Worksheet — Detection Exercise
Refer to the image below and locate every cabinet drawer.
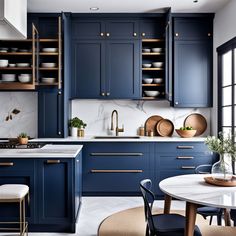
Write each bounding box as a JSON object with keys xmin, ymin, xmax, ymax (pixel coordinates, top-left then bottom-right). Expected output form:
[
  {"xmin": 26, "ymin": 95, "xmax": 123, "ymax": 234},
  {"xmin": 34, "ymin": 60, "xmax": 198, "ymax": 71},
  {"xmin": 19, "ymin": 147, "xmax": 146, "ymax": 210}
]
[
  {"xmin": 173, "ymin": 18, "xmax": 212, "ymax": 40},
  {"xmin": 158, "ymin": 154, "xmax": 213, "ymax": 170},
  {"xmin": 156, "ymin": 142, "xmax": 211, "ymax": 154},
  {"xmin": 0, "ymin": 159, "xmax": 34, "ymax": 172}
]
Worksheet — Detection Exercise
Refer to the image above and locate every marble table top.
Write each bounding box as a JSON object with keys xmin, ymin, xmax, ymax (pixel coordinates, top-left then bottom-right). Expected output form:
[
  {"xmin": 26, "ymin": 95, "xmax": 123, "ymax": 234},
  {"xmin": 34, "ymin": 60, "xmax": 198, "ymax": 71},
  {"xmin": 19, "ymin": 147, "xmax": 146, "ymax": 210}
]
[{"xmin": 159, "ymin": 174, "xmax": 236, "ymax": 209}]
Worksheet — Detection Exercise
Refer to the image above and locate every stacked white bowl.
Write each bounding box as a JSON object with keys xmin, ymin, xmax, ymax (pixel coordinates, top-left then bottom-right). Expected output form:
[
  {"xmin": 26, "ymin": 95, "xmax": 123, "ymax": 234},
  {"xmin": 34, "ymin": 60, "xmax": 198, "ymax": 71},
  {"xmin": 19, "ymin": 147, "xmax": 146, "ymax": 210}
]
[
  {"xmin": 1, "ymin": 74, "xmax": 16, "ymax": 82},
  {"xmin": 0, "ymin": 60, "xmax": 8, "ymax": 67},
  {"xmin": 18, "ymin": 74, "xmax": 32, "ymax": 83}
]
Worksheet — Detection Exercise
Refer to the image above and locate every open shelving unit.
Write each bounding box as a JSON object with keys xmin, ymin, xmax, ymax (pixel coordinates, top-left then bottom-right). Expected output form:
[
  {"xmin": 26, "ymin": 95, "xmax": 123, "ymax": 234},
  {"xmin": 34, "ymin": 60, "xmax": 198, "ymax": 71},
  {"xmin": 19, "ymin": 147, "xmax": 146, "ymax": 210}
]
[{"xmin": 141, "ymin": 38, "xmax": 165, "ymax": 100}]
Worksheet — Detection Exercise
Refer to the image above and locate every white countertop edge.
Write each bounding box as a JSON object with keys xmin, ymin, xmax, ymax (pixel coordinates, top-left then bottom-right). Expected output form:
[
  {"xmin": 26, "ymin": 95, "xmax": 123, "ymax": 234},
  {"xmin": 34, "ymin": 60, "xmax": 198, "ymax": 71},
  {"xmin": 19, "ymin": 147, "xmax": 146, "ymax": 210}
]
[
  {"xmin": 30, "ymin": 136, "xmax": 207, "ymax": 143},
  {"xmin": 0, "ymin": 145, "xmax": 83, "ymax": 158}
]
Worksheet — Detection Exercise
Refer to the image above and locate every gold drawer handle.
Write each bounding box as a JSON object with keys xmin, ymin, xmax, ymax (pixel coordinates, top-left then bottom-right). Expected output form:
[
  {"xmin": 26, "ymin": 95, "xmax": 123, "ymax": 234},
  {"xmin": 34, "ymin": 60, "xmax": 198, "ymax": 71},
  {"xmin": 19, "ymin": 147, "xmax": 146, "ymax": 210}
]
[
  {"xmin": 46, "ymin": 160, "xmax": 61, "ymax": 164},
  {"xmin": 90, "ymin": 153, "xmax": 143, "ymax": 156},
  {"xmin": 177, "ymin": 156, "xmax": 194, "ymax": 159},
  {"xmin": 91, "ymin": 169, "xmax": 143, "ymax": 173},
  {"xmin": 177, "ymin": 146, "xmax": 194, "ymax": 149},
  {"xmin": 0, "ymin": 162, "xmax": 14, "ymax": 166},
  {"xmin": 181, "ymin": 166, "xmax": 195, "ymax": 169}
]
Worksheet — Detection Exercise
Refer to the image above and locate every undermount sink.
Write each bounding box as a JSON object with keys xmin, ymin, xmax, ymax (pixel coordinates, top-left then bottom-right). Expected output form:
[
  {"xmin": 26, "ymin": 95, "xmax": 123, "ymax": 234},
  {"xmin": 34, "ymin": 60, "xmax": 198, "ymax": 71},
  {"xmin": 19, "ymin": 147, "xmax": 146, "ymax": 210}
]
[{"xmin": 93, "ymin": 136, "xmax": 141, "ymax": 139}]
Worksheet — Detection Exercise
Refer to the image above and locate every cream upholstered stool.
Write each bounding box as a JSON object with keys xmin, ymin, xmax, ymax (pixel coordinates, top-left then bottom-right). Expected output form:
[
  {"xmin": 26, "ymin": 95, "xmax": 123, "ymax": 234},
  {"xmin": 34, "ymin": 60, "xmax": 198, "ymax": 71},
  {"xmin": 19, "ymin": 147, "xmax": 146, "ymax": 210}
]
[{"xmin": 0, "ymin": 184, "xmax": 29, "ymax": 236}]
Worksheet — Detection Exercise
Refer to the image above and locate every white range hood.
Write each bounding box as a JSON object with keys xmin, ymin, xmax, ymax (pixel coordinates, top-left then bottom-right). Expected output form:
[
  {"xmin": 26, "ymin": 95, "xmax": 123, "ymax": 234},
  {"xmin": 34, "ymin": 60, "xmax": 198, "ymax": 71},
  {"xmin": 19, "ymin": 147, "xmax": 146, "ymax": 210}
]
[{"xmin": 0, "ymin": 0, "xmax": 27, "ymax": 40}]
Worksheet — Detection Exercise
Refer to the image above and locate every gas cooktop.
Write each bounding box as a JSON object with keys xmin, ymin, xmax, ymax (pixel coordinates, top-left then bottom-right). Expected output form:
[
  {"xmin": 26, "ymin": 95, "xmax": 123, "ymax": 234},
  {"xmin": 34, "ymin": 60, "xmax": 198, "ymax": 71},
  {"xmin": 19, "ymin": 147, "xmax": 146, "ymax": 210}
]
[{"xmin": 0, "ymin": 142, "xmax": 45, "ymax": 149}]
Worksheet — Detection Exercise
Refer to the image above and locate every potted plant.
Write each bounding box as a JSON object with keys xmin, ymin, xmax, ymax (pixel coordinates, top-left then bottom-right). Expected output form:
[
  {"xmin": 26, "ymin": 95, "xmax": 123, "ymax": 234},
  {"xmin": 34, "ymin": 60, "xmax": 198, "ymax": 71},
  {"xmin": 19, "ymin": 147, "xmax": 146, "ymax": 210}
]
[
  {"xmin": 18, "ymin": 132, "xmax": 28, "ymax": 145},
  {"xmin": 69, "ymin": 117, "xmax": 87, "ymax": 137},
  {"xmin": 205, "ymin": 132, "xmax": 235, "ymax": 181}
]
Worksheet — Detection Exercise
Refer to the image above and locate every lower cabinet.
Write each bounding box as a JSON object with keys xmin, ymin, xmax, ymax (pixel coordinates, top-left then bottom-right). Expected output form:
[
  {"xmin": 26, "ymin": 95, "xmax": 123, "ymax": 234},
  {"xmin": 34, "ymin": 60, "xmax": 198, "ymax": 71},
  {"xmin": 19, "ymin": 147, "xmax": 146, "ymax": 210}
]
[{"xmin": 0, "ymin": 153, "xmax": 82, "ymax": 233}]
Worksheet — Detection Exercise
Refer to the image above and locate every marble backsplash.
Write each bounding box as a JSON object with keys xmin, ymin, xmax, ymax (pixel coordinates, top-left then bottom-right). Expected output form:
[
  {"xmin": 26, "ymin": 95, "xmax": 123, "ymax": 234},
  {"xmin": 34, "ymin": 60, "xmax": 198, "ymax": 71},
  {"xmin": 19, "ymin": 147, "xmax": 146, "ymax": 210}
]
[
  {"xmin": 71, "ymin": 100, "xmax": 211, "ymax": 137},
  {"xmin": 0, "ymin": 92, "xmax": 37, "ymax": 138}
]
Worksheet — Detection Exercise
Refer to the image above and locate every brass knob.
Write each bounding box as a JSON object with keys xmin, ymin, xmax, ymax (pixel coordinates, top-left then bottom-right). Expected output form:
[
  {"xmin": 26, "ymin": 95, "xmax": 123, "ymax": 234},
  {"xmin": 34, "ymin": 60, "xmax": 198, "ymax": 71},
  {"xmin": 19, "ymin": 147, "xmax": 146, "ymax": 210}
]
[
  {"xmin": 106, "ymin": 92, "xmax": 110, "ymax": 96},
  {"xmin": 100, "ymin": 32, "xmax": 104, "ymax": 37},
  {"xmin": 58, "ymin": 91, "xmax": 62, "ymax": 95},
  {"xmin": 58, "ymin": 131, "xmax": 61, "ymax": 135},
  {"xmin": 208, "ymin": 33, "xmax": 211, "ymax": 37},
  {"xmin": 101, "ymin": 92, "xmax": 105, "ymax": 96},
  {"xmin": 106, "ymin": 33, "xmax": 110, "ymax": 37},
  {"xmin": 175, "ymin": 33, "xmax": 179, "ymax": 37},
  {"xmin": 175, "ymin": 101, "xmax": 179, "ymax": 105},
  {"xmin": 141, "ymin": 32, "xmax": 146, "ymax": 37},
  {"xmin": 133, "ymin": 32, "xmax": 137, "ymax": 37}
]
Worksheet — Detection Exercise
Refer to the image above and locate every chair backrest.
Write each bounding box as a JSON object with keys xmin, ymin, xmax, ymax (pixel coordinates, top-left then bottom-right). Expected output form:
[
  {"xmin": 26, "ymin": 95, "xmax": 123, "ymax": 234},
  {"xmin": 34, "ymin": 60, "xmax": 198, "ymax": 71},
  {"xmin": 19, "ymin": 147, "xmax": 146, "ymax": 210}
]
[
  {"xmin": 195, "ymin": 164, "xmax": 212, "ymax": 174},
  {"xmin": 140, "ymin": 179, "xmax": 156, "ymax": 232},
  {"xmin": 231, "ymin": 209, "xmax": 236, "ymax": 226}
]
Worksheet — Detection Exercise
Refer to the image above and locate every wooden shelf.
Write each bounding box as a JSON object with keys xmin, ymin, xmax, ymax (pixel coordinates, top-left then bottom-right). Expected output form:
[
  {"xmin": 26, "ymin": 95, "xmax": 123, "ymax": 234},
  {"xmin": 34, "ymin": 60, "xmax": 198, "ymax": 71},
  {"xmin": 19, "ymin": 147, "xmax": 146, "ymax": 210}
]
[
  {"xmin": 142, "ymin": 39, "xmax": 164, "ymax": 42},
  {"xmin": 0, "ymin": 67, "xmax": 32, "ymax": 70},
  {"xmin": 0, "ymin": 82, "xmax": 35, "ymax": 90},
  {"xmin": 142, "ymin": 84, "xmax": 164, "ymax": 87},
  {"xmin": 142, "ymin": 53, "xmax": 164, "ymax": 56},
  {"xmin": 39, "ymin": 39, "xmax": 58, "ymax": 42},
  {"xmin": 36, "ymin": 82, "xmax": 58, "ymax": 86},
  {"xmin": 0, "ymin": 52, "xmax": 32, "ymax": 56},
  {"xmin": 142, "ymin": 68, "xmax": 164, "ymax": 71},
  {"xmin": 39, "ymin": 67, "xmax": 58, "ymax": 70},
  {"xmin": 39, "ymin": 52, "xmax": 59, "ymax": 56}
]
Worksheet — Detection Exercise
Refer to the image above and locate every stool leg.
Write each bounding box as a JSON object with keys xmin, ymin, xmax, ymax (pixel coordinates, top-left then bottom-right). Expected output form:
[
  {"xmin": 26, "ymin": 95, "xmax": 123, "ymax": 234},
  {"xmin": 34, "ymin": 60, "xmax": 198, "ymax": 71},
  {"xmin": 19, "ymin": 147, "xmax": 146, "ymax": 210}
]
[
  {"xmin": 23, "ymin": 197, "xmax": 26, "ymax": 236},
  {"xmin": 20, "ymin": 199, "xmax": 22, "ymax": 236}
]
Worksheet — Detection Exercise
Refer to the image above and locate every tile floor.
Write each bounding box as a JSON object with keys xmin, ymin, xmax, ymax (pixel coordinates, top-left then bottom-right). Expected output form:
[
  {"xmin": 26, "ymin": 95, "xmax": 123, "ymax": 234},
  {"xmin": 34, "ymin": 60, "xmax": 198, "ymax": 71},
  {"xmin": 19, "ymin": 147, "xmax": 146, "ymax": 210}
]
[{"xmin": 20, "ymin": 197, "xmax": 185, "ymax": 236}]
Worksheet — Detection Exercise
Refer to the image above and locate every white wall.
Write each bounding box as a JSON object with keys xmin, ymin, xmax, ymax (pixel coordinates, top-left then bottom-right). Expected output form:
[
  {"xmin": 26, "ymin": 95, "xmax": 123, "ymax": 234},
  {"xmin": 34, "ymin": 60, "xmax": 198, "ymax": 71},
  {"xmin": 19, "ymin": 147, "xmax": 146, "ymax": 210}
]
[
  {"xmin": 72, "ymin": 100, "xmax": 210, "ymax": 137},
  {"xmin": 212, "ymin": 0, "xmax": 236, "ymax": 135}
]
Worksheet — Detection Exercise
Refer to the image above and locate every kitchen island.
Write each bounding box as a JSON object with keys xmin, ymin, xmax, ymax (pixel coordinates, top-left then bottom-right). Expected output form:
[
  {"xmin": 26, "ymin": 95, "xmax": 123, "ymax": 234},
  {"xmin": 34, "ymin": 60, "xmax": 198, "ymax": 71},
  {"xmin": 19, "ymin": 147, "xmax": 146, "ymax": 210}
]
[{"xmin": 0, "ymin": 144, "xmax": 83, "ymax": 233}]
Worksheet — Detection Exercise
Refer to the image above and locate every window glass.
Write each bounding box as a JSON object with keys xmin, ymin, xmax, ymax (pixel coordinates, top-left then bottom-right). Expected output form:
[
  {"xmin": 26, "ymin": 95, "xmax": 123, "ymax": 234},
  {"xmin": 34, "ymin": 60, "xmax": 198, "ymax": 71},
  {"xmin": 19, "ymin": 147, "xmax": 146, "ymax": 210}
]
[
  {"xmin": 222, "ymin": 51, "xmax": 232, "ymax": 87},
  {"xmin": 222, "ymin": 106, "xmax": 232, "ymax": 126},
  {"xmin": 222, "ymin": 86, "xmax": 232, "ymax": 106},
  {"xmin": 222, "ymin": 127, "xmax": 232, "ymax": 136}
]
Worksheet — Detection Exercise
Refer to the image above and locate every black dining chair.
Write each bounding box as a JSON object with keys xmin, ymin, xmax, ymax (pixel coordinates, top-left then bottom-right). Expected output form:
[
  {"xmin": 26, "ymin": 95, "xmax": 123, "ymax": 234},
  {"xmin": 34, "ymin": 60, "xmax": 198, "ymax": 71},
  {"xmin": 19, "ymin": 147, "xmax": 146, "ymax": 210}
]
[
  {"xmin": 230, "ymin": 209, "xmax": 236, "ymax": 226},
  {"xmin": 195, "ymin": 164, "xmax": 223, "ymax": 225},
  {"xmin": 140, "ymin": 179, "xmax": 202, "ymax": 236}
]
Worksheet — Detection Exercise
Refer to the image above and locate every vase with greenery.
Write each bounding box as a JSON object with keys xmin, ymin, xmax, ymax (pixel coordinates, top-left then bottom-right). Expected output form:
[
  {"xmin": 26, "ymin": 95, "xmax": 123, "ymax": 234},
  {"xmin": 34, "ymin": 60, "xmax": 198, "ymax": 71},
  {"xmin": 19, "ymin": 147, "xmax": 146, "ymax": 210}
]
[
  {"xmin": 205, "ymin": 132, "xmax": 235, "ymax": 181},
  {"xmin": 18, "ymin": 132, "xmax": 28, "ymax": 145},
  {"xmin": 69, "ymin": 117, "xmax": 87, "ymax": 137}
]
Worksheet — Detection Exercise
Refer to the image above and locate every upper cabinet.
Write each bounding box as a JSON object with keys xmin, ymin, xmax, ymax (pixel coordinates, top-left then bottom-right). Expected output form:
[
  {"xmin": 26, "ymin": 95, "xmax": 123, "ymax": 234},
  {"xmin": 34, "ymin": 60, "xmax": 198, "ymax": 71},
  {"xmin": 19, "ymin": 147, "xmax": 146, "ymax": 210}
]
[{"xmin": 166, "ymin": 13, "xmax": 214, "ymax": 108}]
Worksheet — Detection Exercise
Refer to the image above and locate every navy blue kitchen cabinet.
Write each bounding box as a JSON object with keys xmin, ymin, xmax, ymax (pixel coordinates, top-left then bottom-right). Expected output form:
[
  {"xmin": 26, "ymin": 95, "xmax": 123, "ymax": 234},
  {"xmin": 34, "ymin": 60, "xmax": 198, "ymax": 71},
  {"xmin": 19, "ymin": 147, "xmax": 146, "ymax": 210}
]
[
  {"xmin": 167, "ymin": 14, "xmax": 214, "ymax": 107},
  {"xmin": 75, "ymin": 151, "xmax": 82, "ymax": 220},
  {"xmin": 71, "ymin": 39, "xmax": 140, "ymax": 99},
  {"xmin": 82, "ymin": 142, "xmax": 154, "ymax": 195},
  {"xmin": 155, "ymin": 142, "xmax": 215, "ymax": 196}
]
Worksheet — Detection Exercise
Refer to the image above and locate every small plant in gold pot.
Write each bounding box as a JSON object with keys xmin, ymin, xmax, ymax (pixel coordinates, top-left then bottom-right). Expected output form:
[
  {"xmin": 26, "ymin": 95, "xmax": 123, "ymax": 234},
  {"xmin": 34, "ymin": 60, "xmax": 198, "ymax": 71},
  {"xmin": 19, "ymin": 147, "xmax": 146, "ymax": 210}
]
[{"xmin": 18, "ymin": 132, "xmax": 28, "ymax": 145}]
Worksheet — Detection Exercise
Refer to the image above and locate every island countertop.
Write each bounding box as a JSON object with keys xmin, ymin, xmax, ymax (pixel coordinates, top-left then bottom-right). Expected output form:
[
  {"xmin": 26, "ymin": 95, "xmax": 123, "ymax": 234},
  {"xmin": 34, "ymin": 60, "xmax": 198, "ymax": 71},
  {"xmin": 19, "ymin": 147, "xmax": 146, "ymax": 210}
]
[{"xmin": 0, "ymin": 144, "xmax": 83, "ymax": 158}]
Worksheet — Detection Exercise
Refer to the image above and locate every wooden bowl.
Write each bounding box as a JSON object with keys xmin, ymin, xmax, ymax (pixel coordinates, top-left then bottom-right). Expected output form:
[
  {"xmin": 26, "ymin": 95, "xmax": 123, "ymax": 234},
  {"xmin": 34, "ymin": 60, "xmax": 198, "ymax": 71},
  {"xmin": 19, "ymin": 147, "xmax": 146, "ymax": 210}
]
[{"xmin": 175, "ymin": 129, "xmax": 197, "ymax": 138}]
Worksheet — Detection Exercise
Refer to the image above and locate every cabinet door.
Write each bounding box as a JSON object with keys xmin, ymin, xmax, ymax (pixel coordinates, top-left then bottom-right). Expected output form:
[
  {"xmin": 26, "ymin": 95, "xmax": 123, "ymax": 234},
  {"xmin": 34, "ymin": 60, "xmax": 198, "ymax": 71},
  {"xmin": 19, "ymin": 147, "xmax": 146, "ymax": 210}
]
[
  {"xmin": 71, "ymin": 40, "xmax": 106, "ymax": 98},
  {"xmin": 106, "ymin": 20, "xmax": 138, "ymax": 39},
  {"xmin": 173, "ymin": 40, "xmax": 212, "ymax": 107},
  {"xmin": 75, "ymin": 152, "xmax": 82, "ymax": 220},
  {"xmin": 72, "ymin": 19, "xmax": 105, "ymax": 39},
  {"xmin": 37, "ymin": 159, "xmax": 73, "ymax": 224},
  {"xmin": 139, "ymin": 19, "xmax": 165, "ymax": 39},
  {"xmin": 38, "ymin": 89, "xmax": 63, "ymax": 137},
  {"xmin": 105, "ymin": 40, "xmax": 140, "ymax": 99},
  {"xmin": 174, "ymin": 18, "xmax": 213, "ymax": 40},
  {"xmin": 38, "ymin": 17, "xmax": 59, "ymax": 38}
]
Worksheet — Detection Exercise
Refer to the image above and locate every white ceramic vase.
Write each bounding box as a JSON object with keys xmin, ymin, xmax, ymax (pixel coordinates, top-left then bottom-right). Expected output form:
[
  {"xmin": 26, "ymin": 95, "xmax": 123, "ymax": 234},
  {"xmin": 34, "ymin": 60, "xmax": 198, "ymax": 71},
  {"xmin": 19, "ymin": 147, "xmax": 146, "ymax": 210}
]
[{"xmin": 71, "ymin": 127, "xmax": 78, "ymax": 137}]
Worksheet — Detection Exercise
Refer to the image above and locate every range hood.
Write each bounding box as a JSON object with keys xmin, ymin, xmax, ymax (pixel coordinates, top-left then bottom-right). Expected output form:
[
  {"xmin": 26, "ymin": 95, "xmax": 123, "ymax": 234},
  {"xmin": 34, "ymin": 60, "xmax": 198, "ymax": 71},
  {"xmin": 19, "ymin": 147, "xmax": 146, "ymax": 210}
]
[{"xmin": 0, "ymin": 0, "xmax": 27, "ymax": 40}]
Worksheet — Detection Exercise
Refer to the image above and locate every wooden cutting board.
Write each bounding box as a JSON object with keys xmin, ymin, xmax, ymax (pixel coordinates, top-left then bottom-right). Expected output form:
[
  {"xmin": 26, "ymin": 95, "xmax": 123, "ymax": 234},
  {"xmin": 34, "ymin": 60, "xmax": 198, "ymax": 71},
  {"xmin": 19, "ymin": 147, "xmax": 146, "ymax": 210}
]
[
  {"xmin": 145, "ymin": 115, "xmax": 163, "ymax": 136},
  {"xmin": 156, "ymin": 119, "xmax": 174, "ymax": 137}
]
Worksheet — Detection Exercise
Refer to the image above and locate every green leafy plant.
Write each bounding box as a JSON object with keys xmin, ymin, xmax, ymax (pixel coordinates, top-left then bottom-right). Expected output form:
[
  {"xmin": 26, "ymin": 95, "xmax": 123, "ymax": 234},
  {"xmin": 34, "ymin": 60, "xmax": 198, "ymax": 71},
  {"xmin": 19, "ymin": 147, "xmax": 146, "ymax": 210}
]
[
  {"xmin": 69, "ymin": 117, "xmax": 87, "ymax": 129},
  {"xmin": 18, "ymin": 132, "xmax": 28, "ymax": 138},
  {"xmin": 179, "ymin": 126, "xmax": 193, "ymax": 130}
]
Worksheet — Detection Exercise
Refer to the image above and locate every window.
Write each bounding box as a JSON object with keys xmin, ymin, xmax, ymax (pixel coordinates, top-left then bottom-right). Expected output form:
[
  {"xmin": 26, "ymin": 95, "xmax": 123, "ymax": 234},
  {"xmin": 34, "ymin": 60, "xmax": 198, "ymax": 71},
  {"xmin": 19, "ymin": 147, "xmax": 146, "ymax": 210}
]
[{"xmin": 218, "ymin": 37, "xmax": 236, "ymax": 137}]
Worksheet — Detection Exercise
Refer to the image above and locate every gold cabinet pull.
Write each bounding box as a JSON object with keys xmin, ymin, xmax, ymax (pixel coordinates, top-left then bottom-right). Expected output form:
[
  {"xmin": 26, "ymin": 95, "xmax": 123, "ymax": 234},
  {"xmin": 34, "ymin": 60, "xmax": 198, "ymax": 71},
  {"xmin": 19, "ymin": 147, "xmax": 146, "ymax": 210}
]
[
  {"xmin": 133, "ymin": 32, "xmax": 137, "ymax": 37},
  {"xmin": 101, "ymin": 92, "xmax": 105, "ymax": 96},
  {"xmin": 208, "ymin": 33, "xmax": 211, "ymax": 37},
  {"xmin": 175, "ymin": 32, "xmax": 179, "ymax": 37},
  {"xmin": 90, "ymin": 152, "xmax": 143, "ymax": 156},
  {"xmin": 0, "ymin": 162, "xmax": 14, "ymax": 166},
  {"xmin": 177, "ymin": 156, "xmax": 194, "ymax": 159},
  {"xmin": 46, "ymin": 160, "xmax": 61, "ymax": 164},
  {"xmin": 177, "ymin": 146, "xmax": 194, "ymax": 149},
  {"xmin": 91, "ymin": 169, "xmax": 143, "ymax": 173},
  {"xmin": 181, "ymin": 166, "xmax": 195, "ymax": 169},
  {"xmin": 100, "ymin": 32, "xmax": 104, "ymax": 37},
  {"xmin": 141, "ymin": 32, "xmax": 146, "ymax": 37},
  {"xmin": 106, "ymin": 33, "xmax": 110, "ymax": 37},
  {"xmin": 106, "ymin": 92, "xmax": 110, "ymax": 96}
]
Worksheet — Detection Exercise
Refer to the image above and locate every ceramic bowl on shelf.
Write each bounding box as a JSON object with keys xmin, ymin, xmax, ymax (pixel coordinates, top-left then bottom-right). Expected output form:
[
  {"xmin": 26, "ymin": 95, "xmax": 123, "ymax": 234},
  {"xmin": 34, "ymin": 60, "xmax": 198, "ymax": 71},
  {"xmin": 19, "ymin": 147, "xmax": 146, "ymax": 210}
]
[
  {"xmin": 151, "ymin": 48, "xmax": 162, "ymax": 53},
  {"xmin": 2, "ymin": 74, "xmax": 16, "ymax": 82},
  {"xmin": 19, "ymin": 49, "xmax": 29, "ymax": 52},
  {"xmin": 142, "ymin": 78, "xmax": 153, "ymax": 84},
  {"xmin": 153, "ymin": 78, "xmax": 163, "ymax": 84},
  {"xmin": 142, "ymin": 48, "xmax": 151, "ymax": 53},
  {"xmin": 144, "ymin": 91, "xmax": 160, "ymax": 97},
  {"xmin": 16, "ymin": 63, "xmax": 30, "ymax": 67},
  {"xmin": 41, "ymin": 63, "xmax": 57, "ymax": 68},
  {"xmin": 152, "ymin": 62, "xmax": 163, "ymax": 68},
  {"xmin": 41, "ymin": 77, "xmax": 56, "ymax": 83},
  {"xmin": 175, "ymin": 129, "xmax": 197, "ymax": 138},
  {"xmin": 18, "ymin": 75, "xmax": 31, "ymax": 83},
  {"xmin": 9, "ymin": 64, "xmax": 16, "ymax": 67},
  {"xmin": 42, "ymin": 48, "xmax": 58, "ymax": 53},
  {"xmin": 10, "ymin": 48, "xmax": 18, "ymax": 52},
  {"xmin": 0, "ymin": 48, "xmax": 8, "ymax": 53},
  {"xmin": 142, "ymin": 63, "xmax": 152, "ymax": 68},
  {"xmin": 0, "ymin": 59, "xmax": 8, "ymax": 67}
]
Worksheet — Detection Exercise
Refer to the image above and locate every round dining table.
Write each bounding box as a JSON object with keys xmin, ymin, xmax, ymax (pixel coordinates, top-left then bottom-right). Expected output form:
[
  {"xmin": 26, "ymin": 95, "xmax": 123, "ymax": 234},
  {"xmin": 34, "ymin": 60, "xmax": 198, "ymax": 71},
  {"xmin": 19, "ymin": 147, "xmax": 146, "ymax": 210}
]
[{"xmin": 159, "ymin": 174, "xmax": 236, "ymax": 236}]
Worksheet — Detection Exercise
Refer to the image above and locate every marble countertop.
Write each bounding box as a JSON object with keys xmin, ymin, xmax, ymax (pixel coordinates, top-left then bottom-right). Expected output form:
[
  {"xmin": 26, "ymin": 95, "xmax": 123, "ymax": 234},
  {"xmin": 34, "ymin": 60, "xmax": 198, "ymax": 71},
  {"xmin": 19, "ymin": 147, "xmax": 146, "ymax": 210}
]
[
  {"xmin": 30, "ymin": 136, "xmax": 207, "ymax": 143},
  {"xmin": 159, "ymin": 174, "xmax": 236, "ymax": 209},
  {"xmin": 0, "ymin": 144, "xmax": 83, "ymax": 158}
]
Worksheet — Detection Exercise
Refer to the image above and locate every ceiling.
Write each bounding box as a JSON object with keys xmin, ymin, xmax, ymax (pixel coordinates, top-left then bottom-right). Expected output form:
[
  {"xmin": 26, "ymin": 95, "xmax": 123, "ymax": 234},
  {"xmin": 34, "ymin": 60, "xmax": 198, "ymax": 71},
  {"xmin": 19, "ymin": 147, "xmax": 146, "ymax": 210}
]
[{"xmin": 27, "ymin": 0, "xmax": 230, "ymax": 13}]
